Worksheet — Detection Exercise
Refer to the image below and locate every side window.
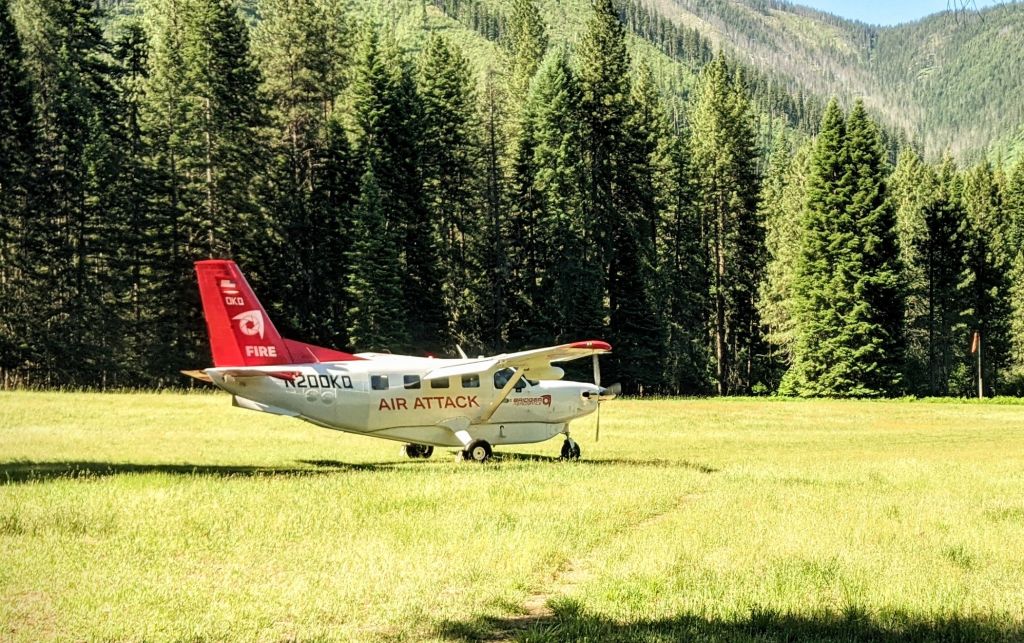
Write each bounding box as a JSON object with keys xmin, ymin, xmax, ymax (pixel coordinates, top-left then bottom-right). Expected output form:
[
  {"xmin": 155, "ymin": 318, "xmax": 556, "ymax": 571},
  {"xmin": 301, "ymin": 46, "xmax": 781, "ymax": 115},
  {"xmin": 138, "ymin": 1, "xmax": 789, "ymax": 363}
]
[
  {"xmin": 371, "ymin": 374, "xmax": 389, "ymax": 390},
  {"xmin": 462, "ymin": 374, "xmax": 480, "ymax": 388},
  {"xmin": 404, "ymin": 375, "xmax": 421, "ymax": 389},
  {"xmin": 341, "ymin": 375, "xmax": 353, "ymax": 389},
  {"xmin": 429, "ymin": 377, "xmax": 450, "ymax": 389}
]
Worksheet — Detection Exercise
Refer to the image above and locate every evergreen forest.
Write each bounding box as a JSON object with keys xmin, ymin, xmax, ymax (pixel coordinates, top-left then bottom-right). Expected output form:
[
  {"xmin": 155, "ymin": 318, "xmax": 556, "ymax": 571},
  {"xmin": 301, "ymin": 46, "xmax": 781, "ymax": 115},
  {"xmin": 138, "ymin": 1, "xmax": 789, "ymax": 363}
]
[{"xmin": 1, "ymin": 0, "xmax": 1023, "ymax": 397}]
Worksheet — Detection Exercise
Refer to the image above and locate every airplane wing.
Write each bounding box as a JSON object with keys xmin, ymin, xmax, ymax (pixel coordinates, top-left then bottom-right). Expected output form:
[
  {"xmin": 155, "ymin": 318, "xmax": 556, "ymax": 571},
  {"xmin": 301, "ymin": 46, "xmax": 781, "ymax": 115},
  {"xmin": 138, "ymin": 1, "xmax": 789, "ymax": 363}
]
[
  {"xmin": 421, "ymin": 340, "xmax": 611, "ymax": 381},
  {"xmin": 420, "ymin": 340, "xmax": 611, "ymax": 425}
]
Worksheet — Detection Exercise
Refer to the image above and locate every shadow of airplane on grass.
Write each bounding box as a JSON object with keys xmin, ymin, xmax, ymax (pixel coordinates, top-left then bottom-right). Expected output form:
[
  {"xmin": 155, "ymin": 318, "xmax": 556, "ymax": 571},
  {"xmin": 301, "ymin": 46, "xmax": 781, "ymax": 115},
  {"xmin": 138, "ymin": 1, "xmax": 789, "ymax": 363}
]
[
  {"xmin": 493, "ymin": 452, "xmax": 719, "ymax": 473},
  {"xmin": 1, "ymin": 453, "xmax": 719, "ymax": 485},
  {"xmin": 435, "ymin": 599, "xmax": 1024, "ymax": 642},
  {"xmin": 0, "ymin": 459, "xmax": 395, "ymax": 484}
]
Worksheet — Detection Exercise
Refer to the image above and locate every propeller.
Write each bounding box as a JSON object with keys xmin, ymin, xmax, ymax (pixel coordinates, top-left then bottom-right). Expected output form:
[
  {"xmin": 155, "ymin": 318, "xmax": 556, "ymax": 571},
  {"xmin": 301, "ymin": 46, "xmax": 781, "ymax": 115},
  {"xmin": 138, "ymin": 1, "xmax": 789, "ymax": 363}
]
[
  {"xmin": 593, "ymin": 354, "xmax": 601, "ymax": 442},
  {"xmin": 590, "ymin": 355, "xmax": 620, "ymax": 442}
]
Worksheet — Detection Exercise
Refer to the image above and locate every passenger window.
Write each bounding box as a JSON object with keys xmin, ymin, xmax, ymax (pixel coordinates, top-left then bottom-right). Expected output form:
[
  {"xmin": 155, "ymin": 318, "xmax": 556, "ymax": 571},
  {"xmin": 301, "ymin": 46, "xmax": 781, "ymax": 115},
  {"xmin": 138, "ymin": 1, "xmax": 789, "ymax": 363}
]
[
  {"xmin": 341, "ymin": 375, "xmax": 353, "ymax": 389},
  {"xmin": 371, "ymin": 375, "xmax": 388, "ymax": 390},
  {"xmin": 429, "ymin": 377, "xmax": 450, "ymax": 389},
  {"xmin": 404, "ymin": 375, "xmax": 421, "ymax": 389},
  {"xmin": 462, "ymin": 374, "xmax": 480, "ymax": 388}
]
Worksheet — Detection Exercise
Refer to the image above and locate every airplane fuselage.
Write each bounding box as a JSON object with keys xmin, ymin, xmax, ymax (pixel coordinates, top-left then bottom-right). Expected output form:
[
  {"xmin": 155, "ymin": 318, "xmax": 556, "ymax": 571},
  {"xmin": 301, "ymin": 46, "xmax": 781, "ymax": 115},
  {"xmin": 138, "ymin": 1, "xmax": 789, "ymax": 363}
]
[{"xmin": 207, "ymin": 354, "xmax": 601, "ymax": 448}]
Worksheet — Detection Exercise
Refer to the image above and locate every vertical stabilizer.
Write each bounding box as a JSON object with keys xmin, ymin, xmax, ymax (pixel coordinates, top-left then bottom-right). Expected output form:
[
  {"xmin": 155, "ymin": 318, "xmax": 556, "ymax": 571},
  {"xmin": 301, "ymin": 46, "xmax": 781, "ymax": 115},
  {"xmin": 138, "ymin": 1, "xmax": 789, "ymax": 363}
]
[{"xmin": 194, "ymin": 260, "xmax": 292, "ymax": 366}]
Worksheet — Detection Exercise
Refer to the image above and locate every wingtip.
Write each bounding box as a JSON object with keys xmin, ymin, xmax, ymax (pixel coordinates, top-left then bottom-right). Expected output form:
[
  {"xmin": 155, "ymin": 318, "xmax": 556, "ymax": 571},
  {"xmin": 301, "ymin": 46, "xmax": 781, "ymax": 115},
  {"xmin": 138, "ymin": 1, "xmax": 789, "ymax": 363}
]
[{"xmin": 568, "ymin": 340, "xmax": 612, "ymax": 352}]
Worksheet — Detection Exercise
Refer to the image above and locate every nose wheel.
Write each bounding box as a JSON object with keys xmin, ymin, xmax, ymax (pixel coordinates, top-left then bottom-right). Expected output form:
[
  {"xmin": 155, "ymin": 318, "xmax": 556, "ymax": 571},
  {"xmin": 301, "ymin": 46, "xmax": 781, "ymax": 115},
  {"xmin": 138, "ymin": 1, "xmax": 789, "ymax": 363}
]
[
  {"xmin": 461, "ymin": 439, "xmax": 493, "ymax": 463},
  {"xmin": 560, "ymin": 437, "xmax": 581, "ymax": 460}
]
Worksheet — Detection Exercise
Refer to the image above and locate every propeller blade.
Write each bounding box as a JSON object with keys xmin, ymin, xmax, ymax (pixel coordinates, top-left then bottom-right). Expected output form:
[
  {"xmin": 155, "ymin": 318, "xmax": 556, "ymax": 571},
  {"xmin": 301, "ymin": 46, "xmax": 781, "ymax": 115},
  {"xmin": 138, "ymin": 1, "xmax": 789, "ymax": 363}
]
[{"xmin": 592, "ymin": 353, "xmax": 601, "ymax": 388}]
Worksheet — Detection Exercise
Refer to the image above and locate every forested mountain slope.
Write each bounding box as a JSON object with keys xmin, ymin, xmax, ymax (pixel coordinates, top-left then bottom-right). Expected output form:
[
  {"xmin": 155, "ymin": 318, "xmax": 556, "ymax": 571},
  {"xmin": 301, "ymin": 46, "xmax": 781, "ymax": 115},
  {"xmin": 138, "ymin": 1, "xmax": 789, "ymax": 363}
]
[
  {"xmin": 372, "ymin": 0, "xmax": 1022, "ymax": 161},
  {"xmin": 100, "ymin": 0, "xmax": 1023, "ymax": 160},
  {"xmin": 646, "ymin": 0, "xmax": 1024, "ymax": 161}
]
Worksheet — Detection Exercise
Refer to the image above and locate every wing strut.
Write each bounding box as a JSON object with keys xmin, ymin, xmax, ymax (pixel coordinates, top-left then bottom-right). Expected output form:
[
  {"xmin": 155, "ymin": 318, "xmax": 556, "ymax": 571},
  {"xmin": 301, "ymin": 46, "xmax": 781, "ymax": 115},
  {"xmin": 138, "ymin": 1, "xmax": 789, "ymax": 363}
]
[{"xmin": 474, "ymin": 369, "xmax": 525, "ymax": 424}]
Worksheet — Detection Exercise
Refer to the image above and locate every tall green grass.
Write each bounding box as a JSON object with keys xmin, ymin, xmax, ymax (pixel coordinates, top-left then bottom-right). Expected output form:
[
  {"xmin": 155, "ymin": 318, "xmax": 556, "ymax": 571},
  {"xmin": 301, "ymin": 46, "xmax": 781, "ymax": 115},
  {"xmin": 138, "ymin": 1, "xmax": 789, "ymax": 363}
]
[{"xmin": 2, "ymin": 391, "xmax": 1023, "ymax": 641}]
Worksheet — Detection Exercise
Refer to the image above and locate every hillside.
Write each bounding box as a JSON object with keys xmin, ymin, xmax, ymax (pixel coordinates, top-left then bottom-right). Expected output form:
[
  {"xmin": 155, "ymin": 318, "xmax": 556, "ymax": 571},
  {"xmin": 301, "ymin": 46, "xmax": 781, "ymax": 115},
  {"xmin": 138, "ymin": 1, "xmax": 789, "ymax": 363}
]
[
  {"xmin": 98, "ymin": 0, "xmax": 1023, "ymax": 161},
  {"xmin": 98, "ymin": 0, "xmax": 1022, "ymax": 161},
  {"xmin": 645, "ymin": 0, "xmax": 1024, "ymax": 161},
  {"xmin": 420, "ymin": 0, "xmax": 1022, "ymax": 161}
]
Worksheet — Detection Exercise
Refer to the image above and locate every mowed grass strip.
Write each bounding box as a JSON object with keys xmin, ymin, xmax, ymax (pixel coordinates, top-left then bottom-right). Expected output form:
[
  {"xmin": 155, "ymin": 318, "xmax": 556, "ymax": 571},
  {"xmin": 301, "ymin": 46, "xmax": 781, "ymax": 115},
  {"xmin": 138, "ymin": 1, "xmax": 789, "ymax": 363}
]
[{"xmin": 1, "ymin": 391, "xmax": 1022, "ymax": 641}]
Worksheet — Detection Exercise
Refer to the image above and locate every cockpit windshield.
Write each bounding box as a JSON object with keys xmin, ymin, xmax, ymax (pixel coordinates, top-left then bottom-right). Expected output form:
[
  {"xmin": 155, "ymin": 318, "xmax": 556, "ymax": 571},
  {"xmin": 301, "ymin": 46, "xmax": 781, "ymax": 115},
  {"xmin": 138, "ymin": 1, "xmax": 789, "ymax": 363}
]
[{"xmin": 493, "ymin": 368, "xmax": 536, "ymax": 390}]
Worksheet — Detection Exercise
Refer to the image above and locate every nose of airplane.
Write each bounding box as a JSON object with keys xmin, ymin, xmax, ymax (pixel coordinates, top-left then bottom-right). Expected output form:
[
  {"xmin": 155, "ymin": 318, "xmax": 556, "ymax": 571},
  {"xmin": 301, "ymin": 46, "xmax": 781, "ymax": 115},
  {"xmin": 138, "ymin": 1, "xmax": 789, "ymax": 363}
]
[{"xmin": 582, "ymin": 383, "xmax": 620, "ymax": 401}]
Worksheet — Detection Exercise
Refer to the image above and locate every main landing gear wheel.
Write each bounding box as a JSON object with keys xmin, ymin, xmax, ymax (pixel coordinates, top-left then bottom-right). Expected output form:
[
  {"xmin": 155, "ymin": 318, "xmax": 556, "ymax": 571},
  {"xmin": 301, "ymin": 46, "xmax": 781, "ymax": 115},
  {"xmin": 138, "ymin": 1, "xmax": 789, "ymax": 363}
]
[
  {"xmin": 403, "ymin": 443, "xmax": 434, "ymax": 459},
  {"xmin": 560, "ymin": 438, "xmax": 581, "ymax": 461},
  {"xmin": 464, "ymin": 439, "xmax": 493, "ymax": 463}
]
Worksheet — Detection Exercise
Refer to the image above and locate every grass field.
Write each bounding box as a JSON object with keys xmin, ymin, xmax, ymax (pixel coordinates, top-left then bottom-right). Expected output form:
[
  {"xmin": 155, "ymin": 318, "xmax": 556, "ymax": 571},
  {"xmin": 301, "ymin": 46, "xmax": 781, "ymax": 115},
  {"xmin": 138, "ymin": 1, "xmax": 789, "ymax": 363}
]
[{"xmin": 2, "ymin": 391, "xmax": 1024, "ymax": 641}]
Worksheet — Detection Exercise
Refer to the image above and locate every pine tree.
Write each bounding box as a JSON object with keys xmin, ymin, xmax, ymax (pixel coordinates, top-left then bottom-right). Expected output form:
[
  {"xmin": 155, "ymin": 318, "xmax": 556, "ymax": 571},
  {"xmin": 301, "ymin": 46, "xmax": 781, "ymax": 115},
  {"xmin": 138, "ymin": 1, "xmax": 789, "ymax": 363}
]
[
  {"xmin": 785, "ymin": 99, "xmax": 849, "ymax": 396},
  {"xmin": 108, "ymin": 19, "xmax": 164, "ymax": 384},
  {"xmin": 0, "ymin": 0, "xmax": 36, "ymax": 385},
  {"xmin": 506, "ymin": 47, "xmax": 594, "ymax": 349},
  {"xmin": 577, "ymin": 0, "xmax": 668, "ymax": 392},
  {"xmin": 787, "ymin": 99, "xmax": 902, "ymax": 397},
  {"xmin": 843, "ymin": 100, "xmax": 903, "ymax": 395},
  {"xmin": 504, "ymin": 0, "xmax": 547, "ymax": 106},
  {"xmin": 900, "ymin": 156, "xmax": 971, "ymax": 395},
  {"xmin": 349, "ymin": 27, "xmax": 443, "ymax": 352},
  {"xmin": 1005, "ymin": 162, "xmax": 1024, "ymax": 260},
  {"xmin": 140, "ymin": 0, "xmax": 267, "ymax": 380},
  {"xmin": 655, "ymin": 124, "xmax": 710, "ymax": 394},
  {"xmin": 758, "ymin": 138, "xmax": 811, "ymax": 389},
  {"xmin": 15, "ymin": 0, "xmax": 127, "ymax": 385},
  {"xmin": 476, "ymin": 66, "xmax": 509, "ymax": 352},
  {"xmin": 962, "ymin": 160, "xmax": 1012, "ymax": 395},
  {"xmin": 418, "ymin": 35, "xmax": 482, "ymax": 347},
  {"xmin": 189, "ymin": 0, "xmax": 265, "ymax": 261},
  {"xmin": 346, "ymin": 168, "xmax": 408, "ymax": 351},
  {"xmin": 253, "ymin": 0, "xmax": 355, "ymax": 348},
  {"xmin": 576, "ymin": 0, "xmax": 630, "ymax": 263},
  {"xmin": 1007, "ymin": 162, "xmax": 1024, "ymax": 391},
  {"xmin": 690, "ymin": 54, "xmax": 763, "ymax": 394},
  {"xmin": 1007, "ymin": 250, "xmax": 1024, "ymax": 393},
  {"xmin": 889, "ymin": 147, "xmax": 931, "ymax": 393},
  {"xmin": 614, "ymin": 63, "xmax": 668, "ymax": 392}
]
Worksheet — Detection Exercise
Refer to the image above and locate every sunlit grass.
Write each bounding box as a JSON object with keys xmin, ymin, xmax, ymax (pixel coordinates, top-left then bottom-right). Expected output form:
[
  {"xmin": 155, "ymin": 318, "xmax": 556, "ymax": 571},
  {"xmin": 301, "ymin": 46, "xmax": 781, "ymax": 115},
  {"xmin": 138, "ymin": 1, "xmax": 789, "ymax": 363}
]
[{"xmin": 2, "ymin": 391, "xmax": 1023, "ymax": 641}]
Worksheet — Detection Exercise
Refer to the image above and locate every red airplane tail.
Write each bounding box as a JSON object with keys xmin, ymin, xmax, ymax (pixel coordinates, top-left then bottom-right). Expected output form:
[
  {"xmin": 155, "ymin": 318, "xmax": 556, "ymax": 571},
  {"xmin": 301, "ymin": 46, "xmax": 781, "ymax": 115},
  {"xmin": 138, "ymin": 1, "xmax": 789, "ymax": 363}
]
[{"xmin": 194, "ymin": 260, "xmax": 361, "ymax": 367}]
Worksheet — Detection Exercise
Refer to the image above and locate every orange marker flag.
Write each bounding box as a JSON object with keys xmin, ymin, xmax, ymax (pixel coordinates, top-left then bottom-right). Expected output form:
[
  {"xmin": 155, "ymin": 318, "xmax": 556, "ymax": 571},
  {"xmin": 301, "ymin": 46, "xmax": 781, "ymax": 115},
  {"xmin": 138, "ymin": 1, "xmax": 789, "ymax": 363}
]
[{"xmin": 971, "ymin": 331, "xmax": 980, "ymax": 354}]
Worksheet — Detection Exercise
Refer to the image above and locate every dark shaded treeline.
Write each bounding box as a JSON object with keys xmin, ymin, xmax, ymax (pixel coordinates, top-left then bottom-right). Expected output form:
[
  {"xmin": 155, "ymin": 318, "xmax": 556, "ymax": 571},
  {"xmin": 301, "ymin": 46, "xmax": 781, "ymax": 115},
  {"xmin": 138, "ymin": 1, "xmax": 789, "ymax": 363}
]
[{"xmin": 0, "ymin": 0, "xmax": 1022, "ymax": 396}]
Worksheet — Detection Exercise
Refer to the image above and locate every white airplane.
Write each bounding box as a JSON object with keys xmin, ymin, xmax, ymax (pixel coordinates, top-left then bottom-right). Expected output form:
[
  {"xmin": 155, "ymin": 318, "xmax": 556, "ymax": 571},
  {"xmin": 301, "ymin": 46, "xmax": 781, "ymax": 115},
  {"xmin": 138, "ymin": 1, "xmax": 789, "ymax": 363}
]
[{"xmin": 184, "ymin": 260, "xmax": 618, "ymax": 462}]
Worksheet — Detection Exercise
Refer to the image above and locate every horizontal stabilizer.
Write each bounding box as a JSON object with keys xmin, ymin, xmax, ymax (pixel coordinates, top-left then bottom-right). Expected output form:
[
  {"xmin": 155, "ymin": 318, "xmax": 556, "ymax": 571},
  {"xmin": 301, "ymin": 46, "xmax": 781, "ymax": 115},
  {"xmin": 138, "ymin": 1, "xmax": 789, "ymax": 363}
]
[
  {"xmin": 220, "ymin": 369, "xmax": 299, "ymax": 381},
  {"xmin": 232, "ymin": 395, "xmax": 300, "ymax": 417}
]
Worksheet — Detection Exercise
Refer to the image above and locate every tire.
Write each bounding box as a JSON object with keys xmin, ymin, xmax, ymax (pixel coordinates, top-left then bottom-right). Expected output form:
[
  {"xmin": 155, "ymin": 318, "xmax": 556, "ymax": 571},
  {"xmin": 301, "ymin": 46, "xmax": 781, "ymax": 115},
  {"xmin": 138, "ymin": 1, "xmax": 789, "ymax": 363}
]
[
  {"xmin": 560, "ymin": 439, "xmax": 573, "ymax": 460},
  {"xmin": 466, "ymin": 439, "xmax": 492, "ymax": 462},
  {"xmin": 571, "ymin": 442, "xmax": 581, "ymax": 460},
  {"xmin": 403, "ymin": 444, "xmax": 434, "ymax": 459}
]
